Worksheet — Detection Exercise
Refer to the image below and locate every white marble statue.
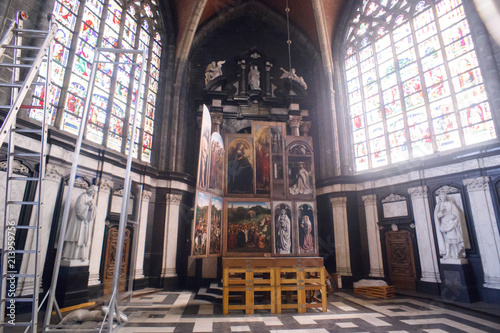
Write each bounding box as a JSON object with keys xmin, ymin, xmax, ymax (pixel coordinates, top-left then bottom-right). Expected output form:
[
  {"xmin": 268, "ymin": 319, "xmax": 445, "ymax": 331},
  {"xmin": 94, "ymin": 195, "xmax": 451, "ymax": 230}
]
[
  {"xmin": 277, "ymin": 209, "xmax": 291, "ymax": 254},
  {"xmin": 434, "ymin": 192, "xmax": 466, "ymax": 259},
  {"xmin": 248, "ymin": 65, "xmax": 261, "ymax": 90},
  {"xmin": 280, "ymin": 67, "xmax": 308, "ymax": 90},
  {"xmin": 204, "ymin": 60, "xmax": 225, "ymax": 86},
  {"xmin": 62, "ymin": 186, "xmax": 97, "ymax": 261}
]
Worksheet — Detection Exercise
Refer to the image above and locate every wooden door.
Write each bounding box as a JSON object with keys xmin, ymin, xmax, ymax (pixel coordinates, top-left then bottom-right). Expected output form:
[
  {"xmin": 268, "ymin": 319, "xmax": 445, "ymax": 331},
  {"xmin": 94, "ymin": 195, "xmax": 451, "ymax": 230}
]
[
  {"xmin": 103, "ymin": 226, "xmax": 131, "ymax": 295},
  {"xmin": 385, "ymin": 230, "xmax": 416, "ymax": 290}
]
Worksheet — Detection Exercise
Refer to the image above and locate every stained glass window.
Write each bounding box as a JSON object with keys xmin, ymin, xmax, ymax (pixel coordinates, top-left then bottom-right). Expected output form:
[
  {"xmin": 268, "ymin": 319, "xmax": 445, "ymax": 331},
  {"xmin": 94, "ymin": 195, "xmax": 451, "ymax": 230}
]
[
  {"xmin": 344, "ymin": 0, "xmax": 497, "ymax": 172},
  {"xmin": 31, "ymin": 0, "xmax": 162, "ymax": 164}
]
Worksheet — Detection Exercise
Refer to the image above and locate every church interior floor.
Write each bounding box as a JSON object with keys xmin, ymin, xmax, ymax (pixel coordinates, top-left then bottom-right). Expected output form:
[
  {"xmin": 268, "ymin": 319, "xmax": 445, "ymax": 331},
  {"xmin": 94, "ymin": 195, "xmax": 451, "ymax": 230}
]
[{"xmin": 109, "ymin": 289, "xmax": 500, "ymax": 333}]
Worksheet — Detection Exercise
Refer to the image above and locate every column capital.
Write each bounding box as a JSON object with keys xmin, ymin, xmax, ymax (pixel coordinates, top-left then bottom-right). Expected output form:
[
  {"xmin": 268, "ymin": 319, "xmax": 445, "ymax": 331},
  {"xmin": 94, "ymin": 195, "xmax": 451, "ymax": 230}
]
[
  {"xmin": 300, "ymin": 120, "xmax": 312, "ymax": 136},
  {"xmin": 166, "ymin": 193, "xmax": 182, "ymax": 205},
  {"xmin": 288, "ymin": 115, "xmax": 302, "ymax": 128},
  {"xmin": 210, "ymin": 112, "xmax": 223, "ymax": 125},
  {"xmin": 408, "ymin": 186, "xmax": 428, "ymax": 199},
  {"xmin": 142, "ymin": 190, "xmax": 153, "ymax": 201},
  {"xmin": 330, "ymin": 197, "xmax": 347, "ymax": 207},
  {"xmin": 463, "ymin": 176, "xmax": 490, "ymax": 192},
  {"xmin": 98, "ymin": 178, "xmax": 114, "ymax": 194},
  {"xmin": 362, "ymin": 194, "xmax": 377, "ymax": 205},
  {"xmin": 45, "ymin": 164, "xmax": 65, "ymax": 181}
]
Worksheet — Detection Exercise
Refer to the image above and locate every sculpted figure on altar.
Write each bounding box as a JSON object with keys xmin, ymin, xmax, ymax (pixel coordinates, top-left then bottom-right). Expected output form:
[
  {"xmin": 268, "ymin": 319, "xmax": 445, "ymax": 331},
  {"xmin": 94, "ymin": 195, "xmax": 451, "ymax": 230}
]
[{"xmin": 434, "ymin": 192, "xmax": 466, "ymax": 259}]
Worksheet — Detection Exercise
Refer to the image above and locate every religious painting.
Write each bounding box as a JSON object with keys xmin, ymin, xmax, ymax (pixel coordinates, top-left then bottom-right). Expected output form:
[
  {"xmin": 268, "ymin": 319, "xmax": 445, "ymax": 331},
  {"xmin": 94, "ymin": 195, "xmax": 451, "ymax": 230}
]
[
  {"xmin": 297, "ymin": 202, "xmax": 316, "ymax": 255},
  {"xmin": 208, "ymin": 132, "xmax": 224, "ymax": 194},
  {"xmin": 226, "ymin": 136, "xmax": 254, "ymax": 195},
  {"xmin": 255, "ymin": 126, "xmax": 271, "ymax": 195},
  {"xmin": 271, "ymin": 126, "xmax": 284, "ymax": 154},
  {"xmin": 273, "ymin": 202, "xmax": 293, "ymax": 255},
  {"xmin": 197, "ymin": 106, "xmax": 212, "ymax": 189},
  {"xmin": 192, "ymin": 191, "xmax": 210, "ymax": 257},
  {"xmin": 270, "ymin": 124, "xmax": 286, "ymax": 198},
  {"xmin": 287, "ymin": 140, "xmax": 314, "ymax": 198},
  {"xmin": 225, "ymin": 201, "xmax": 271, "ymax": 255},
  {"xmin": 209, "ymin": 196, "xmax": 223, "ymax": 256}
]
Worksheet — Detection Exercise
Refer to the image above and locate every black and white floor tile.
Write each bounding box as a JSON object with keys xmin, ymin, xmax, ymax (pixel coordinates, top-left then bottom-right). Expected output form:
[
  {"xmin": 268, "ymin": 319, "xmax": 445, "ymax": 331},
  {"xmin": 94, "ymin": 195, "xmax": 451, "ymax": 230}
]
[{"xmin": 114, "ymin": 290, "xmax": 500, "ymax": 333}]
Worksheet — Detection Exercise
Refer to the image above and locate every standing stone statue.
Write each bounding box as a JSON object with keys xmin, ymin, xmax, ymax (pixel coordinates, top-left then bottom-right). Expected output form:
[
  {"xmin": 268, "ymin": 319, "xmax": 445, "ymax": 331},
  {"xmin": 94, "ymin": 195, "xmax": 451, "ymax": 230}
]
[
  {"xmin": 434, "ymin": 192, "xmax": 466, "ymax": 259},
  {"xmin": 248, "ymin": 65, "xmax": 261, "ymax": 90},
  {"xmin": 62, "ymin": 186, "xmax": 98, "ymax": 261}
]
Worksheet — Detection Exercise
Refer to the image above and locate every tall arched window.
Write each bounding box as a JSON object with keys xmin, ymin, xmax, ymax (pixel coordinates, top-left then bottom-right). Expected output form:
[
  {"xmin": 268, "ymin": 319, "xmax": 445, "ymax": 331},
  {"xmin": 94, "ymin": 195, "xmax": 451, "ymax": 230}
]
[
  {"xmin": 344, "ymin": 0, "xmax": 497, "ymax": 172},
  {"xmin": 31, "ymin": 0, "xmax": 162, "ymax": 163}
]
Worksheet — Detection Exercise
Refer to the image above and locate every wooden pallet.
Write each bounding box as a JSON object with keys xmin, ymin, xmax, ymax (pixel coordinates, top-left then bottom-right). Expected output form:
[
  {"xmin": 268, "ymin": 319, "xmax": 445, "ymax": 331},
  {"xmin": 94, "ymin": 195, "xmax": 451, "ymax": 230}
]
[{"xmin": 354, "ymin": 286, "xmax": 395, "ymax": 299}]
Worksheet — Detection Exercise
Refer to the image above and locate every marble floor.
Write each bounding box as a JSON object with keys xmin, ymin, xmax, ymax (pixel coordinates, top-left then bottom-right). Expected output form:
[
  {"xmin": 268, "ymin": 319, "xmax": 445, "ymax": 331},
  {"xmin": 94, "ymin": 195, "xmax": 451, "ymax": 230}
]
[{"xmin": 111, "ymin": 288, "xmax": 500, "ymax": 333}]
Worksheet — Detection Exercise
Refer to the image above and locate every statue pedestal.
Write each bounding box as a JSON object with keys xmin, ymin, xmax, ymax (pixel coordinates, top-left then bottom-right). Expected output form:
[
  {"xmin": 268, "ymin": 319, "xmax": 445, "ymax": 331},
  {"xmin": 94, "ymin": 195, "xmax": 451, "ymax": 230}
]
[
  {"xmin": 439, "ymin": 260, "xmax": 478, "ymax": 303},
  {"xmin": 56, "ymin": 265, "xmax": 90, "ymax": 308}
]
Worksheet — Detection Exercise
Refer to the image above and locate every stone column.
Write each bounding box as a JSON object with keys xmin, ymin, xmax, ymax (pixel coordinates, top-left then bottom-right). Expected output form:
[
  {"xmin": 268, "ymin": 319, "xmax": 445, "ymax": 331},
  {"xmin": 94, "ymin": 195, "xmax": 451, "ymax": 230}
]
[
  {"xmin": 161, "ymin": 194, "xmax": 183, "ymax": 278},
  {"xmin": 362, "ymin": 194, "xmax": 384, "ymax": 277},
  {"xmin": 17, "ymin": 164, "xmax": 65, "ymax": 295},
  {"xmin": 265, "ymin": 61, "xmax": 273, "ymax": 96},
  {"xmin": 88, "ymin": 179, "xmax": 113, "ymax": 286},
  {"xmin": 238, "ymin": 59, "xmax": 246, "ymax": 95},
  {"xmin": 210, "ymin": 112, "xmax": 223, "ymax": 134},
  {"xmin": 330, "ymin": 197, "xmax": 351, "ymax": 276},
  {"xmin": 463, "ymin": 177, "xmax": 500, "ymax": 289},
  {"xmin": 288, "ymin": 115, "xmax": 302, "ymax": 137},
  {"xmin": 134, "ymin": 190, "xmax": 152, "ymax": 280},
  {"xmin": 408, "ymin": 186, "xmax": 441, "ymax": 283},
  {"xmin": 300, "ymin": 121, "xmax": 312, "ymax": 137}
]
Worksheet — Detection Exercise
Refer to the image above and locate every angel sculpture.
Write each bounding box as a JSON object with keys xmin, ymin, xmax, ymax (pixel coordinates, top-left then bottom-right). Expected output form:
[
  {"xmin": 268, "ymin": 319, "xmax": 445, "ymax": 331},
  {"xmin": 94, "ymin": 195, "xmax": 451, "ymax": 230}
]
[
  {"xmin": 280, "ymin": 67, "xmax": 308, "ymax": 90},
  {"xmin": 205, "ymin": 60, "xmax": 226, "ymax": 86}
]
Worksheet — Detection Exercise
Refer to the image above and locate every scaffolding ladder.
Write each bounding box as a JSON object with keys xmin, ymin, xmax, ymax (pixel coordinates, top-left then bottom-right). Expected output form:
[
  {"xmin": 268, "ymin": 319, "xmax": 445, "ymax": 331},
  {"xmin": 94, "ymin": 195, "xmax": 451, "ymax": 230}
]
[{"xmin": 0, "ymin": 12, "xmax": 57, "ymax": 333}]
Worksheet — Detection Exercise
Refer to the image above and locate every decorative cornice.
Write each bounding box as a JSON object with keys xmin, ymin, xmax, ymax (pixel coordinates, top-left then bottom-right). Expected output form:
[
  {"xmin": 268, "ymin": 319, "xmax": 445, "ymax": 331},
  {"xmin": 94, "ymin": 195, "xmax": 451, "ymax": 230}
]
[
  {"xmin": 45, "ymin": 164, "xmax": 65, "ymax": 181},
  {"xmin": 381, "ymin": 193, "xmax": 406, "ymax": 203},
  {"xmin": 435, "ymin": 185, "xmax": 460, "ymax": 195},
  {"xmin": 463, "ymin": 176, "xmax": 490, "ymax": 192},
  {"xmin": 98, "ymin": 179, "xmax": 113, "ymax": 194},
  {"xmin": 362, "ymin": 194, "xmax": 377, "ymax": 205},
  {"xmin": 166, "ymin": 193, "xmax": 182, "ymax": 205},
  {"xmin": 142, "ymin": 190, "xmax": 152, "ymax": 201},
  {"xmin": 330, "ymin": 197, "xmax": 347, "ymax": 207},
  {"xmin": 408, "ymin": 186, "xmax": 428, "ymax": 199}
]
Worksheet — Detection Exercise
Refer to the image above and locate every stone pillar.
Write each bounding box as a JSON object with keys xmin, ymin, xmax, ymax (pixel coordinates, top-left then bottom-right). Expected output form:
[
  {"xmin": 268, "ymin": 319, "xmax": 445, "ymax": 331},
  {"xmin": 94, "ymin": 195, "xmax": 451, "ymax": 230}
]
[
  {"xmin": 408, "ymin": 186, "xmax": 441, "ymax": 283},
  {"xmin": 300, "ymin": 120, "xmax": 312, "ymax": 137},
  {"xmin": 238, "ymin": 59, "xmax": 246, "ymax": 95},
  {"xmin": 362, "ymin": 194, "xmax": 384, "ymax": 277},
  {"xmin": 288, "ymin": 115, "xmax": 302, "ymax": 137},
  {"xmin": 330, "ymin": 197, "xmax": 351, "ymax": 276},
  {"xmin": 17, "ymin": 164, "xmax": 65, "ymax": 295},
  {"xmin": 210, "ymin": 112, "xmax": 223, "ymax": 134},
  {"xmin": 265, "ymin": 61, "xmax": 273, "ymax": 96},
  {"xmin": 161, "ymin": 194, "xmax": 183, "ymax": 278},
  {"xmin": 463, "ymin": 176, "xmax": 500, "ymax": 289},
  {"xmin": 134, "ymin": 190, "xmax": 152, "ymax": 280},
  {"xmin": 88, "ymin": 179, "xmax": 113, "ymax": 286}
]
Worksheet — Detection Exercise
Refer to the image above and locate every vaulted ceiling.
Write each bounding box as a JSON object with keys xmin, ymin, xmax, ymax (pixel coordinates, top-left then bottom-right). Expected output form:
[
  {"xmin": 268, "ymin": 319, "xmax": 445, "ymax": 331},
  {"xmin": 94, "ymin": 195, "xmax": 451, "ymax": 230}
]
[{"xmin": 171, "ymin": 0, "xmax": 346, "ymax": 49}]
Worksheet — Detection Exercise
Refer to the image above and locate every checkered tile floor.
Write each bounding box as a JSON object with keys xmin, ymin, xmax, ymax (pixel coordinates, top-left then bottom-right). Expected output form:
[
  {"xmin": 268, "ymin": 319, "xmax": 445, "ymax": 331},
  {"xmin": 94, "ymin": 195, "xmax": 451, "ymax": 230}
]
[{"xmin": 112, "ymin": 290, "xmax": 500, "ymax": 333}]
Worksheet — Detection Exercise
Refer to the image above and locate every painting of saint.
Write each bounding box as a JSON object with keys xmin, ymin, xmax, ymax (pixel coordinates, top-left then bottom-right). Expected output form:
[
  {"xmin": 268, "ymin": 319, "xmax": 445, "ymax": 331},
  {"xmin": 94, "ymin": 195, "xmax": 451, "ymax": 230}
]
[
  {"xmin": 209, "ymin": 133, "xmax": 224, "ymax": 193},
  {"xmin": 289, "ymin": 161, "xmax": 313, "ymax": 196},
  {"xmin": 255, "ymin": 127, "xmax": 271, "ymax": 194},
  {"xmin": 274, "ymin": 202, "xmax": 292, "ymax": 255},
  {"xmin": 227, "ymin": 138, "xmax": 253, "ymax": 194},
  {"xmin": 197, "ymin": 106, "xmax": 212, "ymax": 189},
  {"xmin": 192, "ymin": 192, "xmax": 210, "ymax": 256},
  {"xmin": 297, "ymin": 203, "xmax": 315, "ymax": 254},
  {"xmin": 209, "ymin": 196, "xmax": 223, "ymax": 255},
  {"xmin": 271, "ymin": 128, "xmax": 283, "ymax": 154},
  {"xmin": 226, "ymin": 201, "xmax": 271, "ymax": 254}
]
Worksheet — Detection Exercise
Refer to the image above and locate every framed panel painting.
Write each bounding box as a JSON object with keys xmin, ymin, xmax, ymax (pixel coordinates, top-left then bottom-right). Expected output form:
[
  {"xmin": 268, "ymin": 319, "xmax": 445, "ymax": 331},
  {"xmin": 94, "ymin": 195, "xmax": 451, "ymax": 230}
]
[
  {"xmin": 209, "ymin": 195, "xmax": 223, "ymax": 256},
  {"xmin": 286, "ymin": 138, "xmax": 315, "ymax": 200},
  {"xmin": 208, "ymin": 132, "xmax": 224, "ymax": 195},
  {"xmin": 197, "ymin": 106, "xmax": 212, "ymax": 190},
  {"xmin": 224, "ymin": 199, "xmax": 272, "ymax": 256},
  {"xmin": 296, "ymin": 201, "xmax": 318, "ymax": 256},
  {"xmin": 226, "ymin": 135, "xmax": 254, "ymax": 196},
  {"xmin": 272, "ymin": 201, "xmax": 294, "ymax": 256},
  {"xmin": 191, "ymin": 191, "xmax": 210, "ymax": 257},
  {"xmin": 253, "ymin": 123, "xmax": 271, "ymax": 195}
]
